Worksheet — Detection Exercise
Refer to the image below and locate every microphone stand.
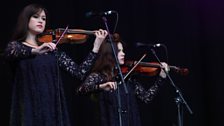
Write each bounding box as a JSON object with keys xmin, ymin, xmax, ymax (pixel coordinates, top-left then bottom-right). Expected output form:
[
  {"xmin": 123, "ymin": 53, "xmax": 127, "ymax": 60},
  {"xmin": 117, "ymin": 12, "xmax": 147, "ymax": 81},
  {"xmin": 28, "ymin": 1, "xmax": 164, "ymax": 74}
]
[
  {"xmin": 150, "ymin": 48, "xmax": 193, "ymax": 126},
  {"xmin": 101, "ymin": 16, "xmax": 128, "ymax": 126}
]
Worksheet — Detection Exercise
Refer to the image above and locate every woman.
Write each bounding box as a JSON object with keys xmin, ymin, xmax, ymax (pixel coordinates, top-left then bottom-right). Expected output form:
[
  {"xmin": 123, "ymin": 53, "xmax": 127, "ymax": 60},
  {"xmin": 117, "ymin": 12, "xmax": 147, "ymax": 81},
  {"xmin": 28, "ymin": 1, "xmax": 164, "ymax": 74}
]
[
  {"xmin": 77, "ymin": 33, "xmax": 169, "ymax": 126},
  {"xmin": 4, "ymin": 3, "xmax": 108, "ymax": 126}
]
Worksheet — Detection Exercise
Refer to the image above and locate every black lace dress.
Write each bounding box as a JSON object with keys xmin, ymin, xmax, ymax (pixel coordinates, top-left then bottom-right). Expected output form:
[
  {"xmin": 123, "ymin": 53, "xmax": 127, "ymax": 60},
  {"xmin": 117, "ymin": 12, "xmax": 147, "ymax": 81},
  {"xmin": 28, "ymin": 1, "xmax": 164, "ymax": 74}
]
[
  {"xmin": 77, "ymin": 72, "xmax": 165, "ymax": 126},
  {"xmin": 4, "ymin": 41, "xmax": 97, "ymax": 126}
]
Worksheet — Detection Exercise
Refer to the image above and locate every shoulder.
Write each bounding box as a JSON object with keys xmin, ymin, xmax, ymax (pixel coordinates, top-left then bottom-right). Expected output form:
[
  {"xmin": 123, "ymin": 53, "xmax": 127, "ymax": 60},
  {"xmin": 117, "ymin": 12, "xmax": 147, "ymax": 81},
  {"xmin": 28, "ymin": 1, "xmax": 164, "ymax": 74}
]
[
  {"xmin": 7, "ymin": 41, "xmax": 20, "ymax": 46},
  {"xmin": 7, "ymin": 41, "xmax": 28, "ymax": 48},
  {"xmin": 5, "ymin": 41, "xmax": 29, "ymax": 51}
]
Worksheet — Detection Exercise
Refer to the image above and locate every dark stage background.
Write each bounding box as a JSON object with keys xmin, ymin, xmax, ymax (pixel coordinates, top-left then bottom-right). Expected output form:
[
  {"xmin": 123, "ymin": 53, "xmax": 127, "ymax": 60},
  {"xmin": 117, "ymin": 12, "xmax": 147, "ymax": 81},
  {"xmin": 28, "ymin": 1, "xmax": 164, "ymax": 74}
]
[{"xmin": 1, "ymin": 0, "xmax": 224, "ymax": 126}]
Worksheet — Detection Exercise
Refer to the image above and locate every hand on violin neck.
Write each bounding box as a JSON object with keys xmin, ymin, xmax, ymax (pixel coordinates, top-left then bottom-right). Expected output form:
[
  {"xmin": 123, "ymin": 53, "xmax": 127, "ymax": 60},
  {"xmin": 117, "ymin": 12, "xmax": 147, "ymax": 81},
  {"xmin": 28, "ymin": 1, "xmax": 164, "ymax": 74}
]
[
  {"xmin": 92, "ymin": 29, "xmax": 108, "ymax": 53},
  {"xmin": 159, "ymin": 62, "xmax": 169, "ymax": 78}
]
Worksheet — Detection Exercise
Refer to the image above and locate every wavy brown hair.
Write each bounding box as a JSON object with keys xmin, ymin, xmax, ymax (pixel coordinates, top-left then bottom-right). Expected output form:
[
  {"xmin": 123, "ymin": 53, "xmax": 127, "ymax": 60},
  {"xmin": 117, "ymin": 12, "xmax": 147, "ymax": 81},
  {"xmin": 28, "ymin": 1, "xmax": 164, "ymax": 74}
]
[{"xmin": 92, "ymin": 33, "xmax": 125, "ymax": 80}]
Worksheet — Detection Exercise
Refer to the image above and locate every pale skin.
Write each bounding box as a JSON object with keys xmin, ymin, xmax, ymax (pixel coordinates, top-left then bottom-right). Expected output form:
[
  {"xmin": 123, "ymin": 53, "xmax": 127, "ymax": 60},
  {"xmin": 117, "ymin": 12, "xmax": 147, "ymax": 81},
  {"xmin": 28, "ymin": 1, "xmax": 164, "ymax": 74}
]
[
  {"xmin": 99, "ymin": 42, "xmax": 170, "ymax": 91},
  {"xmin": 23, "ymin": 10, "xmax": 108, "ymax": 54}
]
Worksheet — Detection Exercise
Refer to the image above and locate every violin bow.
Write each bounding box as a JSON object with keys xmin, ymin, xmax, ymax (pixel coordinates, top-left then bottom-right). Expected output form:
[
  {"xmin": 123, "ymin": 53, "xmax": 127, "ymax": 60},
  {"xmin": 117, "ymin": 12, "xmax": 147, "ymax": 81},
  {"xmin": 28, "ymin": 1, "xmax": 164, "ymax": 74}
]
[
  {"xmin": 124, "ymin": 53, "xmax": 147, "ymax": 79},
  {"xmin": 55, "ymin": 25, "xmax": 69, "ymax": 45}
]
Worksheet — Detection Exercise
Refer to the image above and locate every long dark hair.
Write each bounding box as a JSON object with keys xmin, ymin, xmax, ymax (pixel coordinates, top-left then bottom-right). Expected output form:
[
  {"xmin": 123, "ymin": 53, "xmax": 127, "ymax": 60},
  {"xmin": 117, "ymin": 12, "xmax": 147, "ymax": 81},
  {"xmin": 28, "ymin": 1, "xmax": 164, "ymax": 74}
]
[
  {"xmin": 11, "ymin": 4, "xmax": 48, "ymax": 42},
  {"xmin": 92, "ymin": 33, "xmax": 125, "ymax": 80}
]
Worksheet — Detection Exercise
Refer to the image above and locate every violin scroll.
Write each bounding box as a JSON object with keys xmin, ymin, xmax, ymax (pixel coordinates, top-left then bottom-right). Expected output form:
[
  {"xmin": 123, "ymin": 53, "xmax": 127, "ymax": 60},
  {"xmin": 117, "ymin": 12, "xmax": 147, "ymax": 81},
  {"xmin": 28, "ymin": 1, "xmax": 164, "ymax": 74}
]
[{"xmin": 170, "ymin": 66, "xmax": 189, "ymax": 76}]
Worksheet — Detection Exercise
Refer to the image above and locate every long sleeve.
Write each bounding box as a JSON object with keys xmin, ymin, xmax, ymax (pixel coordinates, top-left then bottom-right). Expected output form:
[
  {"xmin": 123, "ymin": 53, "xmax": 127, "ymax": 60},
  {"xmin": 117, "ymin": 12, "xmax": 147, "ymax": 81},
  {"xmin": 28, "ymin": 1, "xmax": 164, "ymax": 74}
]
[
  {"xmin": 77, "ymin": 73, "xmax": 106, "ymax": 95},
  {"xmin": 4, "ymin": 41, "xmax": 33, "ymax": 61},
  {"xmin": 132, "ymin": 76, "xmax": 165, "ymax": 104},
  {"xmin": 56, "ymin": 51, "xmax": 98, "ymax": 81}
]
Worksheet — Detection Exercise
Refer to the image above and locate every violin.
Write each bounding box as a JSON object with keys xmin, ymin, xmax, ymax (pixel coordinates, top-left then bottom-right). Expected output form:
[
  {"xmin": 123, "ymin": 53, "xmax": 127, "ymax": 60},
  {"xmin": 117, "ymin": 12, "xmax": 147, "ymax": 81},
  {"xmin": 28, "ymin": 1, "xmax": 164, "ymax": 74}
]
[
  {"xmin": 38, "ymin": 28, "xmax": 96, "ymax": 44},
  {"xmin": 121, "ymin": 61, "xmax": 189, "ymax": 77}
]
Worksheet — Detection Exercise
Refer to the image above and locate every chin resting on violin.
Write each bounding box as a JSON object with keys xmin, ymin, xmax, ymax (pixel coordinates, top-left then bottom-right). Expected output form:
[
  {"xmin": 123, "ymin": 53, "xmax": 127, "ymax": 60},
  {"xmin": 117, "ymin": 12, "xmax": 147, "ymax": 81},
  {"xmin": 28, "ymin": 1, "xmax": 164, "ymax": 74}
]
[{"xmin": 77, "ymin": 33, "xmax": 169, "ymax": 126}]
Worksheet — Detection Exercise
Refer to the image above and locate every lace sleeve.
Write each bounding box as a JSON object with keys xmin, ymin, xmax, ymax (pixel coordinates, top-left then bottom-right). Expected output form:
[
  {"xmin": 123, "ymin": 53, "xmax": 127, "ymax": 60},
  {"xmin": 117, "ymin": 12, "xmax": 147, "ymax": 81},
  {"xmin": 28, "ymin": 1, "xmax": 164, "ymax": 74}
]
[
  {"xmin": 4, "ymin": 41, "xmax": 33, "ymax": 61},
  {"xmin": 133, "ymin": 77, "xmax": 165, "ymax": 104},
  {"xmin": 56, "ymin": 51, "xmax": 98, "ymax": 80},
  {"xmin": 77, "ymin": 73, "xmax": 105, "ymax": 95}
]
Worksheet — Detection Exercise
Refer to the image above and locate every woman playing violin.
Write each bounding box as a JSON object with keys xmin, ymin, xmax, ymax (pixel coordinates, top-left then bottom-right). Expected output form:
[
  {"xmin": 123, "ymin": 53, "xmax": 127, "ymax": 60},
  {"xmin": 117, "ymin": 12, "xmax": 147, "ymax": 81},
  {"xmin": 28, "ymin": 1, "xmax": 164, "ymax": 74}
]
[
  {"xmin": 4, "ymin": 3, "xmax": 108, "ymax": 126},
  {"xmin": 77, "ymin": 33, "xmax": 169, "ymax": 126}
]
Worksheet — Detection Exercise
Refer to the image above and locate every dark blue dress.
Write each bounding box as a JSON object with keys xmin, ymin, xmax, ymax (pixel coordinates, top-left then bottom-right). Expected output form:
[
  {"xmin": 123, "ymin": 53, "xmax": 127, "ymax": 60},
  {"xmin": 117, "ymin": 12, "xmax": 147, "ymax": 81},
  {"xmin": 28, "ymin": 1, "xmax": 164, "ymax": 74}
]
[
  {"xmin": 77, "ymin": 72, "xmax": 165, "ymax": 126},
  {"xmin": 4, "ymin": 41, "xmax": 97, "ymax": 126}
]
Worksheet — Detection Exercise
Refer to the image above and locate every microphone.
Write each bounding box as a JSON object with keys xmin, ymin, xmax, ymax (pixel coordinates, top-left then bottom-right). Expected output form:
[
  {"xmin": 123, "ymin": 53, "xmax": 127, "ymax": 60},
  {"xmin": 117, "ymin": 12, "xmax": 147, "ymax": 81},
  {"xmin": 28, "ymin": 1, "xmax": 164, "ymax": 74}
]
[
  {"xmin": 85, "ymin": 10, "xmax": 117, "ymax": 18},
  {"xmin": 136, "ymin": 42, "xmax": 162, "ymax": 48}
]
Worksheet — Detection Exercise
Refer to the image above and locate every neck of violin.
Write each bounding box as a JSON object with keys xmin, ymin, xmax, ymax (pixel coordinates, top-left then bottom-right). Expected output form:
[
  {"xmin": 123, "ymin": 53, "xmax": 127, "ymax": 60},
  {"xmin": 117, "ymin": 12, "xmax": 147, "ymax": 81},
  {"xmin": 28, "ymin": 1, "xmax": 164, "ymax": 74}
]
[
  {"xmin": 138, "ymin": 62, "xmax": 178, "ymax": 70},
  {"xmin": 56, "ymin": 28, "xmax": 95, "ymax": 35},
  {"xmin": 67, "ymin": 29, "xmax": 95, "ymax": 35},
  {"xmin": 138, "ymin": 62, "xmax": 161, "ymax": 68}
]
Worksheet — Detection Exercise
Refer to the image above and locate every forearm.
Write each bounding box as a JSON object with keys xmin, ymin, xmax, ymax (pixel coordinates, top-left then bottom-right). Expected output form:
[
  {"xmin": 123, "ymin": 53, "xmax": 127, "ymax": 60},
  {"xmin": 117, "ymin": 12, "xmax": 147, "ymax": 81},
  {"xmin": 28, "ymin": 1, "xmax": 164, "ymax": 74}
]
[
  {"xmin": 77, "ymin": 84, "xmax": 100, "ymax": 95},
  {"xmin": 57, "ymin": 51, "xmax": 97, "ymax": 80}
]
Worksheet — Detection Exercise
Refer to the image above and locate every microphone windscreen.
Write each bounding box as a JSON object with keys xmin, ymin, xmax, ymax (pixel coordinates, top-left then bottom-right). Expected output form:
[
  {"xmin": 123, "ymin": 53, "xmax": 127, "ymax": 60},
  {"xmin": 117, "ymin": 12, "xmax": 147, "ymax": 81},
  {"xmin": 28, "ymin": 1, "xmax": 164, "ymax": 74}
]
[
  {"xmin": 135, "ymin": 42, "xmax": 152, "ymax": 47},
  {"xmin": 135, "ymin": 42, "xmax": 144, "ymax": 47},
  {"xmin": 85, "ymin": 11, "xmax": 95, "ymax": 18}
]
